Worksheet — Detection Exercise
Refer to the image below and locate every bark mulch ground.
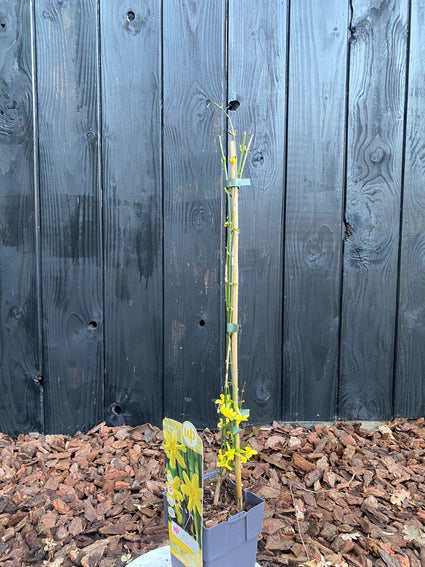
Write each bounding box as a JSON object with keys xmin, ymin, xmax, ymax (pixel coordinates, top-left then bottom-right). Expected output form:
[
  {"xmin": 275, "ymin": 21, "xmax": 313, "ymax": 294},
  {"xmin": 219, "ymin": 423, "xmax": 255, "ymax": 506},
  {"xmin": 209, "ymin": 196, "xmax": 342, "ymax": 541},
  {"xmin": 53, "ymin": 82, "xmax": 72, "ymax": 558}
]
[{"xmin": 0, "ymin": 418, "xmax": 424, "ymax": 567}]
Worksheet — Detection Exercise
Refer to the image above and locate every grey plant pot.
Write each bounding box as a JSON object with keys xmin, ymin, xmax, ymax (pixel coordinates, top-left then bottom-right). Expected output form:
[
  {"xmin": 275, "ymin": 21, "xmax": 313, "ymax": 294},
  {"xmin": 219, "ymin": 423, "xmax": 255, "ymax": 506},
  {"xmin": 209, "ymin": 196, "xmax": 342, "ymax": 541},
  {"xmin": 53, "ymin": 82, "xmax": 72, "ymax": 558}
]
[{"xmin": 163, "ymin": 472, "xmax": 264, "ymax": 567}]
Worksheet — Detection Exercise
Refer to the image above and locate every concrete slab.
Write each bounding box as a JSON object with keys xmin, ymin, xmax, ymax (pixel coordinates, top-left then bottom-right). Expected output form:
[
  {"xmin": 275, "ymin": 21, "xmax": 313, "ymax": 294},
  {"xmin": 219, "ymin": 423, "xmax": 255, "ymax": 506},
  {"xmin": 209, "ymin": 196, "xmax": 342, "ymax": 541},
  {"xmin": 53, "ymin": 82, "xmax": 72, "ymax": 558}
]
[{"xmin": 127, "ymin": 546, "xmax": 261, "ymax": 567}]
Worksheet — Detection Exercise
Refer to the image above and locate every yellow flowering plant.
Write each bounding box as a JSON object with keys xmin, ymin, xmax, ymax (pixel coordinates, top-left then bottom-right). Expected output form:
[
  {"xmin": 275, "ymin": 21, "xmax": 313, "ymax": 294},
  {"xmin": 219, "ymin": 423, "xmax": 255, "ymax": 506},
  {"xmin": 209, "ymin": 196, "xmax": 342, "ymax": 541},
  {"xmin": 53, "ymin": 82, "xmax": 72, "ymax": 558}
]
[{"xmin": 209, "ymin": 102, "xmax": 257, "ymax": 511}]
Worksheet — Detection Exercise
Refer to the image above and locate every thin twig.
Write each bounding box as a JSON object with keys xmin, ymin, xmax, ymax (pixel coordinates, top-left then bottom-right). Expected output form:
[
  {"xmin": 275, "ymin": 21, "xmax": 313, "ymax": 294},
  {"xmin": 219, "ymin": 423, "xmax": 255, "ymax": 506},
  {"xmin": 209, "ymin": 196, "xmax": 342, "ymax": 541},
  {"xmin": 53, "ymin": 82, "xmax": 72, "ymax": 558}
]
[
  {"xmin": 207, "ymin": 101, "xmax": 236, "ymax": 138},
  {"xmin": 289, "ymin": 482, "xmax": 311, "ymax": 562}
]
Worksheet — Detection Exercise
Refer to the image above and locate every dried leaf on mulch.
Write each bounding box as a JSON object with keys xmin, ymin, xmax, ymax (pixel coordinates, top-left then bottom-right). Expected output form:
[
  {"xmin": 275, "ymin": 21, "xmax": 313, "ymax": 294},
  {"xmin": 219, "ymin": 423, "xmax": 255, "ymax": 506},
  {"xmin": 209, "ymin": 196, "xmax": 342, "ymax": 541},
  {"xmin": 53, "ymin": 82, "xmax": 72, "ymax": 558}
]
[{"xmin": 0, "ymin": 418, "xmax": 425, "ymax": 566}]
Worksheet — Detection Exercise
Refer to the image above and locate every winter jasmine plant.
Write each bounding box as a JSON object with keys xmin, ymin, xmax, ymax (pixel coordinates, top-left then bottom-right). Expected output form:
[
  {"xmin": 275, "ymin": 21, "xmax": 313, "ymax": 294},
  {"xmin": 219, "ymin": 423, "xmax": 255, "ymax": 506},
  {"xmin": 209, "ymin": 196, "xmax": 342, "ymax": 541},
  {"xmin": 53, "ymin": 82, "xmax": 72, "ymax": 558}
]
[{"xmin": 209, "ymin": 102, "xmax": 257, "ymax": 511}]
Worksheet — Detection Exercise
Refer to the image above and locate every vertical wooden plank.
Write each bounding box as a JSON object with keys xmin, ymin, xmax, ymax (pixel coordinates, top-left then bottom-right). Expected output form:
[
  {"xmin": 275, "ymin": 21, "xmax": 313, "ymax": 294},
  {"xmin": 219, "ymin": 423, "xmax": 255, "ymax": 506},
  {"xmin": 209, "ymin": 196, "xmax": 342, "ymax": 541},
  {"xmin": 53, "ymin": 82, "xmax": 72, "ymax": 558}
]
[
  {"xmin": 395, "ymin": 0, "xmax": 424, "ymax": 417},
  {"xmin": 340, "ymin": 0, "xmax": 408, "ymax": 420},
  {"xmin": 35, "ymin": 0, "xmax": 103, "ymax": 433},
  {"xmin": 163, "ymin": 0, "xmax": 226, "ymax": 426},
  {"xmin": 283, "ymin": 1, "xmax": 348, "ymax": 421},
  {"xmin": 0, "ymin": 0, "xmax": 42, "ymax": 435},
  {"xmin": 100, "ymin": 2, "xmax": 163, "ymax": 426},
  {"xmin": 228, "ymin": 1, "xmax": 287, "ymax": 424}
]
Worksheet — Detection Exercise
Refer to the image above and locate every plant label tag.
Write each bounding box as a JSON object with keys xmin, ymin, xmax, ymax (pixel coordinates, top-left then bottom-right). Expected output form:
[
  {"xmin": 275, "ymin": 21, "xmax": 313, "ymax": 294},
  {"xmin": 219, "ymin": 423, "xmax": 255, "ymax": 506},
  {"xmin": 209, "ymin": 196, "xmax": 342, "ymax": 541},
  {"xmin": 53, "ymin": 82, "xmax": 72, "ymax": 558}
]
[{"xmin": 163, "ymin": 418, "xmax": 203, "ymax": 567}]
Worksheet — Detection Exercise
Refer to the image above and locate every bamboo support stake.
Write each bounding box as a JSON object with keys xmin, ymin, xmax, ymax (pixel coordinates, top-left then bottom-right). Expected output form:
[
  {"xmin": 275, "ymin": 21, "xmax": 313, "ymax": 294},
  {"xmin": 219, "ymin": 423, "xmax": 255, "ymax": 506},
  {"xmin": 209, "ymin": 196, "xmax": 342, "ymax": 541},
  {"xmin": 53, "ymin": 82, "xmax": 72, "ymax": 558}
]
[{"xmin": 229, "ymin": 139, "xmax": 243, "ymax": 511}]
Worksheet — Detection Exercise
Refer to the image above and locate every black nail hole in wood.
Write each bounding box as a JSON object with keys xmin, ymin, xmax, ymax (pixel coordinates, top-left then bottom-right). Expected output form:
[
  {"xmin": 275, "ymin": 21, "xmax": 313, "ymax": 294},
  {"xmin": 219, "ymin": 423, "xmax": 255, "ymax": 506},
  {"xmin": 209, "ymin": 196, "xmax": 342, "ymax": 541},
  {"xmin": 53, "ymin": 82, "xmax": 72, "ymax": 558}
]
[
  {"xmin": 199, "ymin": 319, "xmax": 205, "ymax": 327},
  {"xmin": 227, "ymin": 100, "xmax": 240, "ymax": 111},
  {"xmin": 88, "ymin": 321, "xmax": 97, "ymax": 329},
  {"xmin": 126, "ymin": 11, "xmax": 135, "ymax": 22},
  {"xmin": 111, "ymin": 404, "xmax": 122, "ymax": 415},
  {"xmin": 1, "ymin": 23, "xmax": 5, "ymax": 29}
]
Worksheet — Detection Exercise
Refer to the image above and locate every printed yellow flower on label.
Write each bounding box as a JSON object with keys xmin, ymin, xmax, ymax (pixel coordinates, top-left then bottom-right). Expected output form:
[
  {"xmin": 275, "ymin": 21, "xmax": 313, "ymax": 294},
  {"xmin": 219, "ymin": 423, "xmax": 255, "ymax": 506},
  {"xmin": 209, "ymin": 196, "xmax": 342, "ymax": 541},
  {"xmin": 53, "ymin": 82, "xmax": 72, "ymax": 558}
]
[
  {"xmin": 180, "ymin": 471, "xmax": 202, "ymax": 516},
  {"xmin": 163, "ymin": 429, "xmax": 186, "ymax": 469}
]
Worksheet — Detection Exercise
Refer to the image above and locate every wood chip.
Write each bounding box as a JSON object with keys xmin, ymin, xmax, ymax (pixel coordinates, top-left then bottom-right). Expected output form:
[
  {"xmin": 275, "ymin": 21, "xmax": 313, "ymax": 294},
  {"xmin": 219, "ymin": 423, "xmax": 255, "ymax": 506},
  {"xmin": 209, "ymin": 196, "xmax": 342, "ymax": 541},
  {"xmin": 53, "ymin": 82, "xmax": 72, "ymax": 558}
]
[{"xmin": 0, "ymin": 419, "xmax": 424, "ymax": 566}]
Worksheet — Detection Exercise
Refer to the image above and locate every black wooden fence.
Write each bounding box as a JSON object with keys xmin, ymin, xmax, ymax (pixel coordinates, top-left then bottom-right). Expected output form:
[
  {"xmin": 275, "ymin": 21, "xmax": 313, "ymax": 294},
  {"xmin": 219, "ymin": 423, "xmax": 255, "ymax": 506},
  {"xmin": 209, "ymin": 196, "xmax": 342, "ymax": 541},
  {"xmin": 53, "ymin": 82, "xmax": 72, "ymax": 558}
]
[{"xmin": 1, "ymin": 0, "xmax": 424, "ymax": 436}]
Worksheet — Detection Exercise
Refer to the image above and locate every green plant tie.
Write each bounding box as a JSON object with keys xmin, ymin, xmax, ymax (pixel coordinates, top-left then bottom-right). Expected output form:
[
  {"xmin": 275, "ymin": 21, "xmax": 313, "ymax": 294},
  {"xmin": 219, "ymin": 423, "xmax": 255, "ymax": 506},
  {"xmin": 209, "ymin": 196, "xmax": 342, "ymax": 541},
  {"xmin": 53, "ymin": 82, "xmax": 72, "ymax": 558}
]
[
  {"xmin": 225, "ymin": 178, "xmax": 251, "ymax": 188},
  {"xmin": 227, "ymin": 323, "xmax": 240, "ymax": 333}
]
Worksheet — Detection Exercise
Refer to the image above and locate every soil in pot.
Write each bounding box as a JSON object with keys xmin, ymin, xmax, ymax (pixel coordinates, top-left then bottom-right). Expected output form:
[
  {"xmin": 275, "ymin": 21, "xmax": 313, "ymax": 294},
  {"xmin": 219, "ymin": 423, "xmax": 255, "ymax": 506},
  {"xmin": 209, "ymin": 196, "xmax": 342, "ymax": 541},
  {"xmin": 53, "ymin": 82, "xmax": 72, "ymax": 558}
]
[{"xmin": 202, "ymin": 476, "xmax": 253, "ymax": 528}]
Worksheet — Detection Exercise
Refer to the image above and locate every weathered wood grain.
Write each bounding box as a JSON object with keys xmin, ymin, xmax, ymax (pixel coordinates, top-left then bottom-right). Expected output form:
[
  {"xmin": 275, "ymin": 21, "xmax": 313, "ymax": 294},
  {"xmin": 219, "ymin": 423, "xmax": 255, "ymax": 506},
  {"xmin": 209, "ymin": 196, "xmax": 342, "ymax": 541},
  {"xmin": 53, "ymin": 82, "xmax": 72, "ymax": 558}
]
[
  {"xmin": 339, "ymin": 0, "xmax": 408, "ymax": 419},
  {"xmin": 283, "ymin": 1, "xmax": 348, "ymax": 421},
  {"xmin": 0, "ymin": 0, "xmax": 42, "ymax": 435},
  {"xmin": 228, "ymin": 0, "xmax": 287, "ymax": 424},
  {"xmin": 35, "ymin": 0, "xmax": 103, "ymax": 433},
  {"xmin": 100, "ymin": 1, "xmax": 163, "ymax": 426},
  {"xmin": 0, "ymin": 1, "xmax": 424, "ymax": 435},
  {"xmin": 163, "ymin": 0, "xmax": 226, "ymax": 426},
  {"xmin": 394, "ymin": 0, "xmax": 425, "ymax": 417}
]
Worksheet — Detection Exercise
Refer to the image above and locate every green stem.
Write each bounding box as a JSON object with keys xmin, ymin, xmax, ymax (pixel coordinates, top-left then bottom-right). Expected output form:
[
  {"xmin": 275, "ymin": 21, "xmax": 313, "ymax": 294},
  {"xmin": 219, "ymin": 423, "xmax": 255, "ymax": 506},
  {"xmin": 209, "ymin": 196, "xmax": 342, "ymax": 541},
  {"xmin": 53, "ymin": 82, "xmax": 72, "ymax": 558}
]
[
  {"xmin": 238, "ymin": 133, "xmax": 254, "ymax": 178},
  {"xmin": 218, "ymin": 135, "xmax": 228, "ymax": 180}
]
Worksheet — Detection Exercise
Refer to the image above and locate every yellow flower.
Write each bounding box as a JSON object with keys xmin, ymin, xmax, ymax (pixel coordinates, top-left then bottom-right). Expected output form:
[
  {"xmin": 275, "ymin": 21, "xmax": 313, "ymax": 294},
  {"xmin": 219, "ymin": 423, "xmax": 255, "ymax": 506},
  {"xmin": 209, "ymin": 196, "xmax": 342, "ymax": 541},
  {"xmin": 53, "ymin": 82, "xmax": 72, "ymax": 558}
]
[
  {"xmin": 235, "ymin": 409, "xmax": 249, "ymax": 427},
  {"xmin": 225, "ymin": 447, "xmax": 235, "ymax": 462},
  {"xmin": 181, "ymin": 471, "xmax": 202, "ymax": 516},
  {"xmin": 217, "ymin": 448, "xmax": 233, "ymax": 470},
  {"xmin": 217, "ymin": 417, "xmax": 228, "ymax": 429},
  {"xmin": 164, "ymin": 430, "xmax": 186, "ymax": 469},
  {"xmin": 221, "ymin": 405, "xmax": 237, "ymax": 421},
  {"xmin": 244, "ymin": 446, "xmax": 257, "ymax": 459},
  {"xmin": 240, "ymin": 445, "xmax": 257, "ymax": 463},
  {"xmin": 230, "ymin": 156, "xmax": 237, "ymax": 164},
  {"xmin": 215, "ymin": 393, "xmax": 231, "ymax": 410},
  {"xmin": 217, "ymin": 449, "xmax": 227, "ymax": 467}
]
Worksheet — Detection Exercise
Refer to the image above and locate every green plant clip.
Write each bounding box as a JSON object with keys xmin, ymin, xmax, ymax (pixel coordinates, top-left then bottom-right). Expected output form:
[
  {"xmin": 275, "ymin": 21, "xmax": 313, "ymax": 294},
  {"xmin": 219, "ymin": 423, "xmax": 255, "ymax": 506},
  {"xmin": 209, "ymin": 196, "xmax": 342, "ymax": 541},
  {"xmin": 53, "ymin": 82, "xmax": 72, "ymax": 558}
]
[
  {"xmin": 225, "ymin": 178, "xmax": 251, "ymax": 188},
  {"xmin": 226, "ymin": 323, "xmax": 240, "ymax": 333}
]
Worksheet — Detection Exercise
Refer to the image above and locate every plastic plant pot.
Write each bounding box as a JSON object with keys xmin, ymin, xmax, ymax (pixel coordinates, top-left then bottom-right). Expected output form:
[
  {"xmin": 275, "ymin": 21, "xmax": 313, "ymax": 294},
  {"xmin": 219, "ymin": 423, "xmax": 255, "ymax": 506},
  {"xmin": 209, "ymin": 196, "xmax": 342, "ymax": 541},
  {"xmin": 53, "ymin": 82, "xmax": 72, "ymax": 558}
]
[{"xmin": 163, "ymin": 472, "xmax": 264, "ymax": 567}]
